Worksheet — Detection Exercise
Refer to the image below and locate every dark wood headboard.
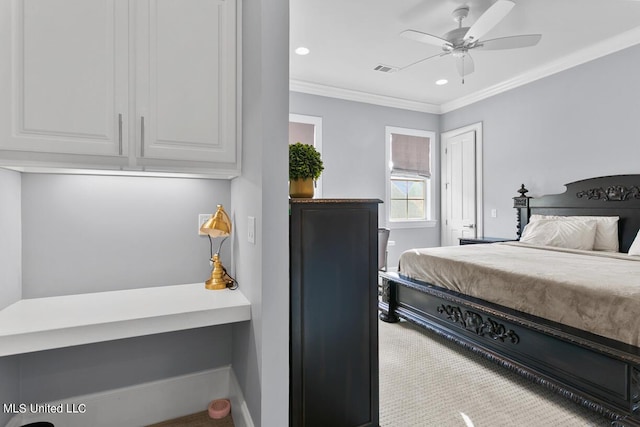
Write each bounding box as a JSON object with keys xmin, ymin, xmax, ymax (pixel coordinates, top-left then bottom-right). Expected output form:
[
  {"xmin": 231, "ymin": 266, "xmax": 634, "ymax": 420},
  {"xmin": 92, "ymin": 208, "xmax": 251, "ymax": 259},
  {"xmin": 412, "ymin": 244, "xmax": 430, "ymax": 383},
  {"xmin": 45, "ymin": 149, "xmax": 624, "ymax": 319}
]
[{"xmin": 513, "ymin": 175, "xmax": 640, "ymax": 253}]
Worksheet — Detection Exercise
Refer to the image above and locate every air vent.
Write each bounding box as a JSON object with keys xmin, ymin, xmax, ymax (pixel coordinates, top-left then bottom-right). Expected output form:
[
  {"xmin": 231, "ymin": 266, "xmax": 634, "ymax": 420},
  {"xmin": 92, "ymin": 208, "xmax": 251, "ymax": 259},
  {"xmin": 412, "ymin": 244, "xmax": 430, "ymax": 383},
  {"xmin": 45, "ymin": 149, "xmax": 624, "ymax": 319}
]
[{"xmin": 373, "ymin": 64, "xmax": 398, "ymax": 73}]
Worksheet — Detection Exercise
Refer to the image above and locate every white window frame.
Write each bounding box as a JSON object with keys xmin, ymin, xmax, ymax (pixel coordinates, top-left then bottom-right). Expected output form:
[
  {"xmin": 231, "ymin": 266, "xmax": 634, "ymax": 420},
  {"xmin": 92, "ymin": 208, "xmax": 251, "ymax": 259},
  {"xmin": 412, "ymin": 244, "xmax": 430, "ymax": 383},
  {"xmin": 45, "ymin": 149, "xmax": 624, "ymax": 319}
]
[
  {"xmin": 289, "ymin": 113, "xmax": 323, "ymax": 198},
  {"xmin": 385, "ymin": 126, "xmax": 437, "ymax": 229}
]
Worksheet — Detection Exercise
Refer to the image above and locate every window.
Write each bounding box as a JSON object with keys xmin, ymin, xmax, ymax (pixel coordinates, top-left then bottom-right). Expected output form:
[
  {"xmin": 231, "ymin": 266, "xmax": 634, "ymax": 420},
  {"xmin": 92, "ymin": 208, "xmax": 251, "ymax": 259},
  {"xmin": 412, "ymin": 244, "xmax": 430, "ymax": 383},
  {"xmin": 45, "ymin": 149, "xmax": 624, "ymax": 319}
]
[
  {"xmin": 385, "ymin": 126, "xmax": 436, "ymax": 228},
  {"xmin": 390, "ymin": 177, "xmax": 426, "ymax": 220},
  {"xmin": 289, "ymin": 113, "xmax": 322, "ymax": 197}
]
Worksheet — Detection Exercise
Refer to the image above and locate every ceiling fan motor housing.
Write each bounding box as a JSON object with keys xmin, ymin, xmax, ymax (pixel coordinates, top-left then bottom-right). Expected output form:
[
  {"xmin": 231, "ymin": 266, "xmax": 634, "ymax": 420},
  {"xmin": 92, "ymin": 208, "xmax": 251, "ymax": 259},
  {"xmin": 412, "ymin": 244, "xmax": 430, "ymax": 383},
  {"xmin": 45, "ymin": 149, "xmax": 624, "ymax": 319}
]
[{"xmin": 443, "ymin": 27, "xmax": 471, "ymax": 50}]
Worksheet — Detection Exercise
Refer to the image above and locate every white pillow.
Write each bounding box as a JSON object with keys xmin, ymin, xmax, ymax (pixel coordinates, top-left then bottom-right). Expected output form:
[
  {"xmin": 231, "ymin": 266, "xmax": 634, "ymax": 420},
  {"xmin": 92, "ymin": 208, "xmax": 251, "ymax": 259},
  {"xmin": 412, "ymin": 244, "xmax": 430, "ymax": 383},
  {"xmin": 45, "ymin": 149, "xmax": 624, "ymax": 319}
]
[
  {"xmin": 629, "ymin": 230, "xmax": 640, "ymax": 256},
  {"xmin": 520, "ymin": 219, "xmax": 597, "ymax": 250},
  {"xmin": 529, "ymin": 215, "xmax": 619, "ymax": 252}
]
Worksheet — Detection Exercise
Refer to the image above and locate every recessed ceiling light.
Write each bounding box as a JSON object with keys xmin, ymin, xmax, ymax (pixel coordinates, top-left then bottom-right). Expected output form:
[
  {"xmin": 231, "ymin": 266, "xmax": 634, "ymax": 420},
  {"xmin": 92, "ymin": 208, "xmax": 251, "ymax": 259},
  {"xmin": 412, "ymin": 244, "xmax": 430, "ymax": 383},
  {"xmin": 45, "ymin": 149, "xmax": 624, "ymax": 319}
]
[
  {"xmin": 436, "ymin": 79, "xmax": 448, "ymax": 86},
  {"xmin": 295, "ymin": 47, "xmax": 310, "ymax": 56}
]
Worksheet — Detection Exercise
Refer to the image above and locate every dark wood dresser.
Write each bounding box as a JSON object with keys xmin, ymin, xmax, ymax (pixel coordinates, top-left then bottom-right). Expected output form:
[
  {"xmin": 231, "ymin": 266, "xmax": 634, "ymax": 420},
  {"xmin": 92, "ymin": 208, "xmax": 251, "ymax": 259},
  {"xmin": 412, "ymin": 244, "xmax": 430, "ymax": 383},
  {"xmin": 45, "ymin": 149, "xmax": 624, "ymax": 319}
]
[{"xmin": 290, "ymin": 199, "xmax": 380, "ymax": 427}]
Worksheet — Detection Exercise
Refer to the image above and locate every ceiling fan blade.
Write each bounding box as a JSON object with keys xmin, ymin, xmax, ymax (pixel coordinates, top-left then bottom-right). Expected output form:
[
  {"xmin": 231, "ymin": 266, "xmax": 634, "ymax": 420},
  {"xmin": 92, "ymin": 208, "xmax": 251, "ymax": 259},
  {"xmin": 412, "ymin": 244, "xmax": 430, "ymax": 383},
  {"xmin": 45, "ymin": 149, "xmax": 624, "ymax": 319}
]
[
  {"xmin": 476, "ymin": 34, "xmax": 542, "ymax": 50},
  {"xmin": 399, "ymin": 51, "xmax": 450, "ymax": 71},
  {"xmin": 401, "ymin": 30, "xmax": 452, "ymax": 49},
  {"xmin": 455, "ymin": 53, "xmax": 474, "ymax": 77},
  {"xmin": 463, "ymin": 0, "xmax": 515, "ymax": 43}
]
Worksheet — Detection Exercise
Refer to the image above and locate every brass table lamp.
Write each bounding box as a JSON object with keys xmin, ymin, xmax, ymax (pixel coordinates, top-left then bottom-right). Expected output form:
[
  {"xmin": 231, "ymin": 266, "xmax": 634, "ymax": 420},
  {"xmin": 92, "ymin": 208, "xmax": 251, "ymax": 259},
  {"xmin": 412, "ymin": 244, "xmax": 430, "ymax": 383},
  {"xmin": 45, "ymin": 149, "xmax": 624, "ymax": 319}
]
[{"xmin": 200, "ymin": 205, "xmax": 234, "ymax": 290}]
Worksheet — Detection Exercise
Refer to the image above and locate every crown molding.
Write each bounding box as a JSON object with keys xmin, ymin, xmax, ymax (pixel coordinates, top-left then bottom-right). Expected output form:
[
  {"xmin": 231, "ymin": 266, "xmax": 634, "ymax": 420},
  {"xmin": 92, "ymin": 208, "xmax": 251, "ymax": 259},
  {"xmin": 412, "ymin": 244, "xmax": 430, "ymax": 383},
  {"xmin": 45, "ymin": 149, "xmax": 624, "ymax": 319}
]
[
  {"xmin": 289, "ymin": 80, "xmax": 442, "ymax": 114},
  {"xmin": 440, "ymin": 27, "xmax": 640, "ymax": 113}
]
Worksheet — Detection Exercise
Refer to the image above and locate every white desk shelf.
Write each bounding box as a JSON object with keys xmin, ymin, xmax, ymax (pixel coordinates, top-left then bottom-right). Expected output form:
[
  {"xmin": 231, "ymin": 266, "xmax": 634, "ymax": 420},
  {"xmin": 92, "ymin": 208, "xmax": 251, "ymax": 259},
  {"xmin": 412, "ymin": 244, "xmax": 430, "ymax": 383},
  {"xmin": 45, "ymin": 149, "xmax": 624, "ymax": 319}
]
[{"xmin": 0, "ymin": 283, "xmax": 251, "ymax": 357}]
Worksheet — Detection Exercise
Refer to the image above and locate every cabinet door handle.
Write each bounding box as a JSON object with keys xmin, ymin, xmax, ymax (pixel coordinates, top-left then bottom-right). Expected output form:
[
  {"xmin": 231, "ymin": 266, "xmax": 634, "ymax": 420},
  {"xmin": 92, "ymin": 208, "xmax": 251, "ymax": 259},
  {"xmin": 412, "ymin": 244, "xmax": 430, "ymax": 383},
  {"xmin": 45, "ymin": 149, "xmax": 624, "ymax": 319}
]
[
  {"xmin": 140, "ymin": 116, "xmax": 145, "ymax": 157},
  {"xmin": 118, "ymin": 113, "xmax": 123, "ymax": 155}
]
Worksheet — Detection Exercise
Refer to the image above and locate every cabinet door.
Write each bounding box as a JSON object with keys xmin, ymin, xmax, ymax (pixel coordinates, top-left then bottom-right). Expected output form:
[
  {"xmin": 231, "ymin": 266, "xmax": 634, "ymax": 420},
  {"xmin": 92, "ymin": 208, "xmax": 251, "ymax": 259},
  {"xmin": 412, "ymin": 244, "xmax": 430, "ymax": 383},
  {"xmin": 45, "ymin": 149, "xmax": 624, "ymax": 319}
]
[
  {"xmin": 136, "ymin": 0, "xmax": 237, "ymax": 164},
  {"xmin": 0, "ymin": 0, "xmax": 128, "ymax": 156},
  {"xmin": 290, "ymin": 201, "xmax": 380, "ymax": 427}
]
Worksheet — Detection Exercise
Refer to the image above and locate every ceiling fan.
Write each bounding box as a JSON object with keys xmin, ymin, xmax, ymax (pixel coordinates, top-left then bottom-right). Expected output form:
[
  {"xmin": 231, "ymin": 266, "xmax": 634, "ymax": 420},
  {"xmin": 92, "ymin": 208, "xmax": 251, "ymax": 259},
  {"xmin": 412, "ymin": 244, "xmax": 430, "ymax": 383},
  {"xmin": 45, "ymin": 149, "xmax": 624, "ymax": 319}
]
[{"xmin": 399, "ymin": 0, "xmax": 541, "ymax": 81}]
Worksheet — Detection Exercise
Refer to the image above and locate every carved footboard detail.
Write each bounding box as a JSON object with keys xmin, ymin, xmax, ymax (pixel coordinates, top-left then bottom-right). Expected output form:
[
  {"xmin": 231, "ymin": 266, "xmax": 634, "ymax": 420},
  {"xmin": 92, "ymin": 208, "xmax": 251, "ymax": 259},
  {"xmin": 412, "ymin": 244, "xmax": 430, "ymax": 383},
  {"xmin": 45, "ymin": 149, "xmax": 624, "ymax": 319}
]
[
  {"xmin": 381, "ymin": 278, "xmax": 391, "ymax": 302},
  {"xmin": 437, "ymin": 304, "xmax": 520, "ymax": 344},
  {"xmin": 379, "ymin": 276, "xmax": 400, "ymax": 323}
]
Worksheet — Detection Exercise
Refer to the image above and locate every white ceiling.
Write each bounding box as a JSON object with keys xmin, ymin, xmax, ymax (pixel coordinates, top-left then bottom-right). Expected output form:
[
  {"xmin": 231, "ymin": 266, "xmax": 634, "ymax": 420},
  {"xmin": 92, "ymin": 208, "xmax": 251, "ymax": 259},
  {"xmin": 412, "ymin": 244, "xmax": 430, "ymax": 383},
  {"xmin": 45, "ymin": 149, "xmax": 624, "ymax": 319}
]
[{"xmin": 289, "ymin": 0, "xmax": 640, "ymax": 113}]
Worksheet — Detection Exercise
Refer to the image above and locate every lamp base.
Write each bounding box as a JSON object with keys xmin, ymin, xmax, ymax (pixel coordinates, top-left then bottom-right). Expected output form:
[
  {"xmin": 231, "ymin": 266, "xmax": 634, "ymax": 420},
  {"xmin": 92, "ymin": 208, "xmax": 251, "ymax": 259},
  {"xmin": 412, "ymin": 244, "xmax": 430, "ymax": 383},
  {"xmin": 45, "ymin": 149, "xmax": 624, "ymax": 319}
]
[
  {"xmin": 205, "ymin": 254, "xmax": 234, "ymax": 290},
  {"xmin": 205, "ymin": 276, "xmax": 230, "ymax": 290}
]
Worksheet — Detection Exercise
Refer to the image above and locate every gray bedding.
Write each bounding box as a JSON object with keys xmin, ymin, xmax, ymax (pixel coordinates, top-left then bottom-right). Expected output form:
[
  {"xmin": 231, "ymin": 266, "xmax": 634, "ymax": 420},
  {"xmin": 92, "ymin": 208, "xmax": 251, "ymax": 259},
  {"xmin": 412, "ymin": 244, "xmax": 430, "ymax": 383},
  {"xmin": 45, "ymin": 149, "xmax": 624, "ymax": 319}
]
[{"xmin": 399, "ymin": 242, "xmax": 640, "ymax": 346}]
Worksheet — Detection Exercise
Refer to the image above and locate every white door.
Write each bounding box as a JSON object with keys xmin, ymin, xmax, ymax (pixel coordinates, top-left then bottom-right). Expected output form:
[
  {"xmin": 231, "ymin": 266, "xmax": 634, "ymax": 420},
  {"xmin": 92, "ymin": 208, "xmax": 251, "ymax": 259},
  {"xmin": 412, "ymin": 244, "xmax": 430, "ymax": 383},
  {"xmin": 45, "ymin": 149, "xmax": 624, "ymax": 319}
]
[
  {"xmin": 136, "ymin": 0, "xmax": 237, "ymax": 164},
  {"xmin": 442, "ymin": 127, "xmax": 480, "ymax": 246},
  {"xmin": 0, "ymin": 0, "xmax": 128, "ymax": 156}
]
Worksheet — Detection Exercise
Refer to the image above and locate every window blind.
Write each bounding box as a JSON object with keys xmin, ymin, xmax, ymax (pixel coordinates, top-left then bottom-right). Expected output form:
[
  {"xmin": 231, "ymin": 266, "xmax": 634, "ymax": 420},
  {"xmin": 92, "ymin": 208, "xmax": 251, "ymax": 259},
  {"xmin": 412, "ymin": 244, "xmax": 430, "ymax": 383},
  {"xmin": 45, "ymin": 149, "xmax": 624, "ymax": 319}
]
[
  {"xmin": 289, "ymin": 122, "xmax": 315, "ymax": 146},
  {"xmin": 391, "ymin": 133, "xmax": 430, "ymax": 177}
]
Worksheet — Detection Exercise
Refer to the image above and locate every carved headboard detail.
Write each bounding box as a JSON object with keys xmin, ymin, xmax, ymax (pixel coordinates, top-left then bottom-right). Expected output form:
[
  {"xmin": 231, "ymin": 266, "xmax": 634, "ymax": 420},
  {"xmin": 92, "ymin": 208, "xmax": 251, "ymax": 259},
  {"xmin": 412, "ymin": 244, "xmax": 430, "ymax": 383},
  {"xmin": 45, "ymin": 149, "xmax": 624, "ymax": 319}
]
[
  {"xmin": 513, "ymin": 175, "xmax": 640, "ymax": 253},
  {"xmin": 576, "ymin": 185, "xmax": 640, "ymax": 202}
]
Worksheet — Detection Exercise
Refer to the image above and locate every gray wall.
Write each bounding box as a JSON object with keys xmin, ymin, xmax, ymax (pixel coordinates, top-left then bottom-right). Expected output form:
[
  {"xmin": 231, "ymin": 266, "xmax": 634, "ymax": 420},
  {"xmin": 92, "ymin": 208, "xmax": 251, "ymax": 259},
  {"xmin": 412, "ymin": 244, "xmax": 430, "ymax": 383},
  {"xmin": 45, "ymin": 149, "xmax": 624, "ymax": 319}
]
[
  {"xmin": 21, "ymin": 174, "xmax": 230, "ymax": 298},
  {"xmin": 230, "ymin": 0, "xmax": 290, "ymax": 426},
  {"xmin": 290, "ymin": 92, "xmax": 441, "ymax": 267},
  {"xmin": 19, "ymin": 326, "xmax": 231, "ymax": 403},
  {"xmin": 0, "ymin": 168, "xmax": 21, "ymax": 426},
  {"xmin": 441, "ymin": 43, "xmax": 640, "ymax": 239},
  {"xmin": 0, "ymin": 168, "xmax": 21, "ymax": 307}
]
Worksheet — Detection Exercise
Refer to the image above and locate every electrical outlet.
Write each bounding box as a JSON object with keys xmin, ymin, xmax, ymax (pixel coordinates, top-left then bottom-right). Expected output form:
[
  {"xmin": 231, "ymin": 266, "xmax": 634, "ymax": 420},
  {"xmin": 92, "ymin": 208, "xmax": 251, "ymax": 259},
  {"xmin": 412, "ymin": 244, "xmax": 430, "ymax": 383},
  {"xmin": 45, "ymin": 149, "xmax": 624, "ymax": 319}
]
[
  {"xmin": 388, "ymin": 240, "xmax": 396, "ymax": 247},
  {"xmin": 198, "ymin": 214, "xmax": 213, "ymax": 235},
  {"xmin": 248, "ymin": 216, "xmax": 256, "ymax": 244},
  {"xmin": 491, "ymin": 209, "xmax": 497, "ymax": 218}
]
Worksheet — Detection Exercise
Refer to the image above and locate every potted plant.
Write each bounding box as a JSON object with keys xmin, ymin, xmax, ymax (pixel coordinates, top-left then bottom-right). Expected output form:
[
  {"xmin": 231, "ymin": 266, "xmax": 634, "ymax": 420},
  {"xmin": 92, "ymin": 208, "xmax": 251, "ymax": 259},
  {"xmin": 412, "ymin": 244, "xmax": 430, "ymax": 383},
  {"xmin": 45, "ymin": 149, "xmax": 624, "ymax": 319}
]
[{"xmin": 289, "ymin": 142, "xmax": 324, "ymax": 198}]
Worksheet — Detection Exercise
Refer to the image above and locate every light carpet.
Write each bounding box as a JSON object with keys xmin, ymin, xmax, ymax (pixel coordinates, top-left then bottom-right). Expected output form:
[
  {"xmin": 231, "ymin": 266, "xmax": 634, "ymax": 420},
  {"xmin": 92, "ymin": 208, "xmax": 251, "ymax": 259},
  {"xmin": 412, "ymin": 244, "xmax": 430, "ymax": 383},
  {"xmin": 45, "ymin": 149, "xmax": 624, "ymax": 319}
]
[{"xmin": 379, "ymin": 319, "xmax": 612, "ymax": 427}]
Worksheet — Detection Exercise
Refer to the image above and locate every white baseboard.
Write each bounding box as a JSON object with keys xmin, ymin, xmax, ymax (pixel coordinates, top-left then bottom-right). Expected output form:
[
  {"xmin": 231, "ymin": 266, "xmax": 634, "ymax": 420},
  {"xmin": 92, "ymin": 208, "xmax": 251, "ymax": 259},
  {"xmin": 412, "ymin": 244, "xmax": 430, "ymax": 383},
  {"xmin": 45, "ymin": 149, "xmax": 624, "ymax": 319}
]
[
  {"xmin": 5, "ymin": 366, "xmax": 254, "ymax": 427},
  {"xmin": 227, "ymin": 369, "xmax": 255, "ymax": 427}
]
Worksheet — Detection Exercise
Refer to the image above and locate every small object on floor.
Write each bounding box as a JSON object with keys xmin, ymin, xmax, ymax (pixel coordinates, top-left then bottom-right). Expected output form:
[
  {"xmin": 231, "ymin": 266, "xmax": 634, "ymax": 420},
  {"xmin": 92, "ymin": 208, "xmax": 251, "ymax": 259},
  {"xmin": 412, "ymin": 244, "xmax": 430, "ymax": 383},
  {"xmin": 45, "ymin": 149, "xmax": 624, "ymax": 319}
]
[{"xmin": 208, "ymin": 399, "xmax": 231, "ymax": 419}]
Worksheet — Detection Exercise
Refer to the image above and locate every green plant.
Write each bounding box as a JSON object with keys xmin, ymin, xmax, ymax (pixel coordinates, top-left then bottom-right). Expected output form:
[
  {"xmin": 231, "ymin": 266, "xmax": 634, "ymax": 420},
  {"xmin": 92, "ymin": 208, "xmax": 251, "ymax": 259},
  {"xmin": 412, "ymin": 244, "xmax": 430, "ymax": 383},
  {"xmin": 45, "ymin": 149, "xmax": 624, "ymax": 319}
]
[{"xmin": 289, "ymin": 142, "xmax": 324, "ymax": 180}]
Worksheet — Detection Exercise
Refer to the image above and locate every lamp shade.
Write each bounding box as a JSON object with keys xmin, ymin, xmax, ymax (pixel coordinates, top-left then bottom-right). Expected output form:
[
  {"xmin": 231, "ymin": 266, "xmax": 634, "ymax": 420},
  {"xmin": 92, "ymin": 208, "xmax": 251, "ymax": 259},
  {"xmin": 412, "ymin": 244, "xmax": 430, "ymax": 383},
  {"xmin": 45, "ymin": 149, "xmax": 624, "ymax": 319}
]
[{"xmin": 200, "ymin": 205, "xmax": 232, "ymax": 238}]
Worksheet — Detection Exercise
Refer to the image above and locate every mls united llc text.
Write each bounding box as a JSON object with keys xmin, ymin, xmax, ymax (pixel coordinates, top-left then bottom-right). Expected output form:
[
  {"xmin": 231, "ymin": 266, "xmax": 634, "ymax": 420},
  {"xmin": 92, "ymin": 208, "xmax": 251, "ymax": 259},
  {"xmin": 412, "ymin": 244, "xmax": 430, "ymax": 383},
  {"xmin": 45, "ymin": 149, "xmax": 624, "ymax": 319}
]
[{"xmin": 3, "ymin": 403, "xmax": 87, "ymax": 414}]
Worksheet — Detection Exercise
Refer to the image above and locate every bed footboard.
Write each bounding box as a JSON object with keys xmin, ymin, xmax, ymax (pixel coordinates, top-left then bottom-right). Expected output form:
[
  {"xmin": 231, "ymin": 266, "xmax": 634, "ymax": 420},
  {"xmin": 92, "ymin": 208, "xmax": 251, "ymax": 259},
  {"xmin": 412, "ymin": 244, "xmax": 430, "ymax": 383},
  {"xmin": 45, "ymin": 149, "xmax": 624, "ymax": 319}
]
[{"xmin": 379, "ymin": 272, "xmax": 640, "ymax": 426}]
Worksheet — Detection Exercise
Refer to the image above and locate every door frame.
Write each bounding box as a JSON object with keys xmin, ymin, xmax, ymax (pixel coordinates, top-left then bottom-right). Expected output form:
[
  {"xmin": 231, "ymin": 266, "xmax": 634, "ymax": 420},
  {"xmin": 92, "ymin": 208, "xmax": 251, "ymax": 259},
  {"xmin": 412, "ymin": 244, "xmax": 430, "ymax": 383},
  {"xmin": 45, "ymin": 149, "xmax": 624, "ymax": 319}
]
[
  {"xmin": 289, "ymin": 113, "xmax": 323, "ymax": 198},
  {"xmin": 440, "ymin": 122, "xmax": 483, "ymax": 245}
]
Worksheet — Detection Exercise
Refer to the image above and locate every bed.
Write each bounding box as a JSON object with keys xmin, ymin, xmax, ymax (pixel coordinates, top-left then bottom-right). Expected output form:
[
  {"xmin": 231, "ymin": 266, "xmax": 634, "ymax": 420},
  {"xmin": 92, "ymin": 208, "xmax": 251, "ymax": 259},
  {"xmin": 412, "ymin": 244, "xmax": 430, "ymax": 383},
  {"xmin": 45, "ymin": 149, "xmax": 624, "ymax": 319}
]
[{"xmin": 378, "ymin": 175, "xmax": 640, "ymax": 426}]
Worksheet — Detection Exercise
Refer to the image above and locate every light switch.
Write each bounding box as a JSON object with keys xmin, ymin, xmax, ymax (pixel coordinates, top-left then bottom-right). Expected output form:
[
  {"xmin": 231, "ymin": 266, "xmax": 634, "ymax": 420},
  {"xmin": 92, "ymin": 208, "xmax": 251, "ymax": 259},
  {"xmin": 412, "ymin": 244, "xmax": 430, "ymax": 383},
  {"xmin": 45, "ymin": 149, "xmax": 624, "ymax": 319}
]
[
  {"xmin": 198, "ymin": 214, "xmax": 213, "ymax": 235},
  {"xmin": 248, "ymin": 216, "xmax": 256, "ymax": 244}
]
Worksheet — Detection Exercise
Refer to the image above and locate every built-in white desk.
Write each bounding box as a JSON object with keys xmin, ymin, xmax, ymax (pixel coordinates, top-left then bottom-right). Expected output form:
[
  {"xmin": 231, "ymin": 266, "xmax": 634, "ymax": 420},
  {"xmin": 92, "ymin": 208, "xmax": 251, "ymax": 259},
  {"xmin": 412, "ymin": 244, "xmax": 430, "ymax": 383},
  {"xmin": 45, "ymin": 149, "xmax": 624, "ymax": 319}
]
[{"xmin": 0, "ymin": 283, "xmax": 251, "ymax": 357}]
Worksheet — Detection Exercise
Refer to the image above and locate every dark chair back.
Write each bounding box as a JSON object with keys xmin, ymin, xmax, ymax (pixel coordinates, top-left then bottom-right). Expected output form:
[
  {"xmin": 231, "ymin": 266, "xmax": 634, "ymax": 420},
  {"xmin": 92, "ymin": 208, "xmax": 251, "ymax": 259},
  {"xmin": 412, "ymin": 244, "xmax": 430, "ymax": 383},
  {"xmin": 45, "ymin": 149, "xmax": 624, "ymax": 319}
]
[{"xmin": 378, "ymin": 228, "xmax": 390, "ymax": 271}]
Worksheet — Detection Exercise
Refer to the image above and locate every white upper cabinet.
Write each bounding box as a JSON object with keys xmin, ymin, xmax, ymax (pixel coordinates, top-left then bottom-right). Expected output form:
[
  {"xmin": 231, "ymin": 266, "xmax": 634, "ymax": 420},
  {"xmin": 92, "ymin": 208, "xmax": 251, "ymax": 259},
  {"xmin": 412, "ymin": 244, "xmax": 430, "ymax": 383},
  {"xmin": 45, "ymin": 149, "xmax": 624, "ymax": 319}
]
[
  {"xmin": 0, "ymin": 0, "xmax": 240, "ymax": 177},
  {"xmin": 136, "ymin": 0, "xmax": 237, "ymax": 165},
  {"xmin": 0, "ymin": 0, "xmax": 128, "ymax": 157}
]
